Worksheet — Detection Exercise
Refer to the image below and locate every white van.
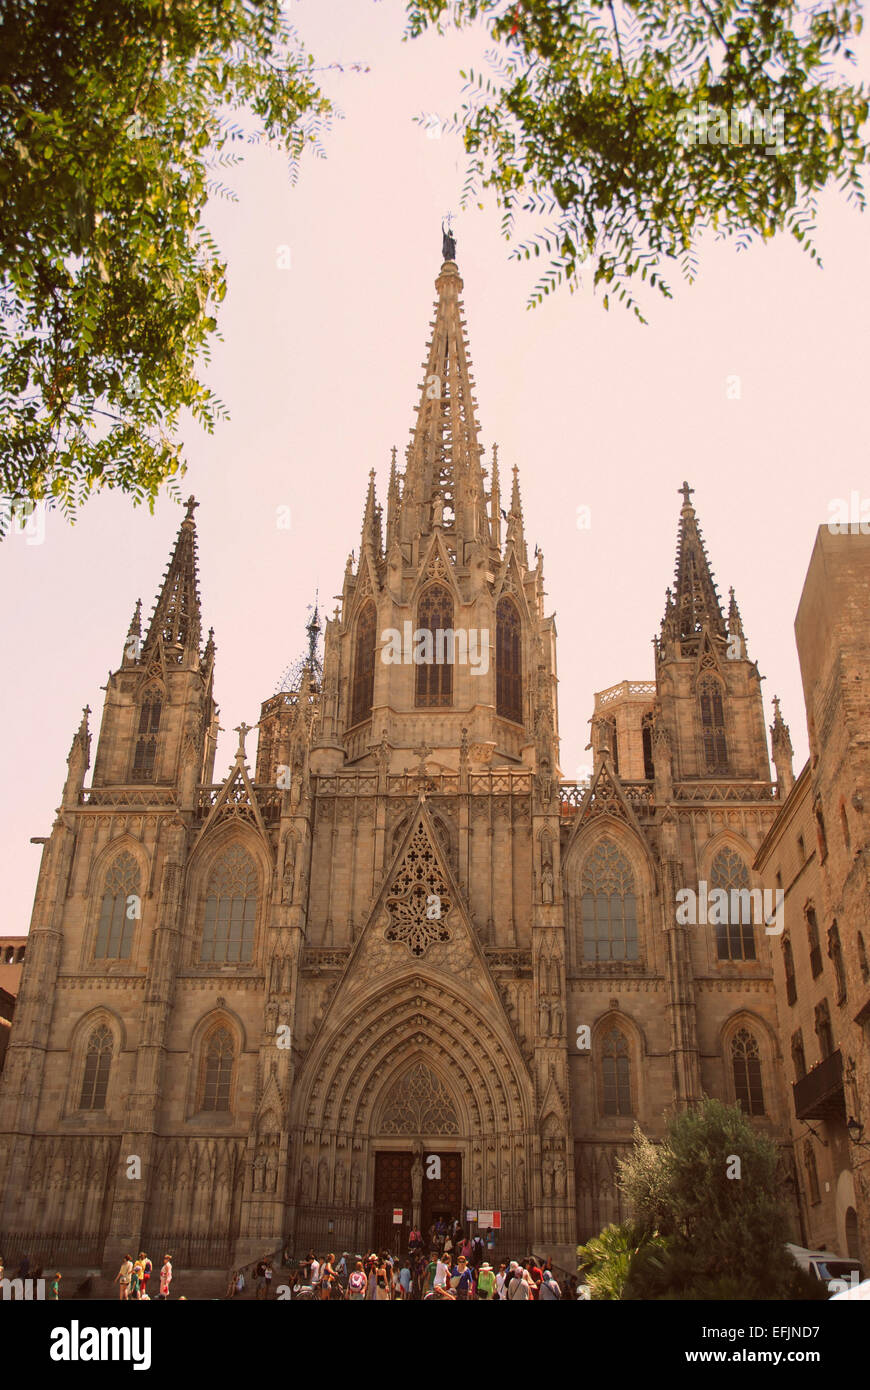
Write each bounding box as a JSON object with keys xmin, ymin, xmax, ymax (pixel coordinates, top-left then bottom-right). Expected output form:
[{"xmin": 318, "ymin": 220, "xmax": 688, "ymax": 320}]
[{"xmin": 785, "ymin": 1242, "xmax": 863, "ymax": 1293}]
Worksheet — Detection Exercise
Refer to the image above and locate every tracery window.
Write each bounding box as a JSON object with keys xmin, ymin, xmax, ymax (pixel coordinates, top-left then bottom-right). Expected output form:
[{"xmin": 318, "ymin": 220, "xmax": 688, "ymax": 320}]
[
  {"xmin": 95, "ymin": 851, "xmax": 140, "ymax": 959},
  {"xmin": 201, "ymin": 845, "xmax": 258, "ymax": 963},
  {"xmin": 384, "ymin": 820, "xmax": 452, "ymax": 957},
  {"xmin": 496, "ymin": 597, "xmax": 522, "ymax": 723},
  {"xmin": 200, "ymin": 1026, "xmax": 234, "ymax": 1112},
  {"xmin": 697, "ymin": 674, "xmax": 727, "ymax": 772},
  {"xmin": 381, "ymin": 1062, "xmax": 459, "ymax": 1135},
  {"xmin": 350, "ymin": 601, "xmax": 376, "ymax": 727},
  {"xmin": 731, "ymin": 1027, "xmax": 765, "ymax": 1115},
  {"xmin": 580, "ymin": 840, "xmax": 639, "ymax": 962},
  {"xmin": 79, "ymin": 1024, "xmax": 113, "ymax": 1110},
  {"xmin": 601, "ymin": 1027, "xmax": 632, "ymax": 1116},
  {"xmin": 132, "ymin": 686, "xmax": 162, "ymax": 780},
  {"xmin": 415, "ymin": 584, "xmax": 453, "ymax": 708},
  {"xmin": 710, "ymin": 846, "xmax": 756, "ymax": 962}
]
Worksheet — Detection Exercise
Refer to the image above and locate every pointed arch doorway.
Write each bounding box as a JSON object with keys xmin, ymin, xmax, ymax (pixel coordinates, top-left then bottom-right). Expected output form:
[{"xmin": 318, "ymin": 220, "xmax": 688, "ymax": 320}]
[{"xmin": 371, "ymin": 1060, "xmax": 463, "ymax": 1253}]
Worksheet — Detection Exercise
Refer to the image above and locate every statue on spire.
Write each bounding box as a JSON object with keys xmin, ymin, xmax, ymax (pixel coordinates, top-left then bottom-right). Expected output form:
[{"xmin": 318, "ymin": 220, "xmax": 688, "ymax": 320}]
[{"xmin": 442, "ymin": 215, "xmax": 456, "ymax": 262}]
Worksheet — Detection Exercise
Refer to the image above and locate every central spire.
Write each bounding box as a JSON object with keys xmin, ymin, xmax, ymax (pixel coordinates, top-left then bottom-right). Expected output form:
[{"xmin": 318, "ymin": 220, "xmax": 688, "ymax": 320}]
[
  {"xmin": 665, "ymin": 480, "xmax": 726, "ymax": 642},
  {"xmin": 397, "ymin": 245, "xmax": 490, "ymax": 551}
]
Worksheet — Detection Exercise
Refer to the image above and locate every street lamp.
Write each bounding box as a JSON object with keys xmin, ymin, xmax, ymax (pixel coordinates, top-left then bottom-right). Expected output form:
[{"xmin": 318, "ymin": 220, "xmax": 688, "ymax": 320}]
[{"xmin": 846, "ymin": 1116, "xmax": 870, "ymax": 1149}]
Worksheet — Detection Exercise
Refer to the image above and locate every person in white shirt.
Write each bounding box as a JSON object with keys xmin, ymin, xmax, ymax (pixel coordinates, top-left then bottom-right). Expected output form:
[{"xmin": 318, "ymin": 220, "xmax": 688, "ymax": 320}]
[
  {"xmin": 434, "ymin": 1256, "xmax": 450, "ymax": 1289},
  {"xmin": 310, "ymin": 1256, "xmax": 321, "ymax": 1288},
  {"xmin": 495, "ymin": 1262, "xmax": 508, "ymax": 1300}
]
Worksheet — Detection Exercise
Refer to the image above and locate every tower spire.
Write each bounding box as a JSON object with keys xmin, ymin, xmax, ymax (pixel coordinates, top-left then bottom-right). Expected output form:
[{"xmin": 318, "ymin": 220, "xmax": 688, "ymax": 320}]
[
  {"xmin": 770, "ymin": 694, "xmax": 795, "ymax": 798},
  {"xmin": 666, "ymin": 481, "xmax": 726, "ymax": 643},
  {"xmin": 399, "ymin": 251, "xmax": 490, "ymax": 550},
  {"xmin": 143, "ymin": 496, "xmax": 203, "ymax": 666}
]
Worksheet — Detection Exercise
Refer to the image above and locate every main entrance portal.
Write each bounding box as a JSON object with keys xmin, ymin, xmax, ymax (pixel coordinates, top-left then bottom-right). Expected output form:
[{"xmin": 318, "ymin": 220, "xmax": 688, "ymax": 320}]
[{"xmin": 372, "ymin": 1150, "xmax": 462, "ymax": 1253}]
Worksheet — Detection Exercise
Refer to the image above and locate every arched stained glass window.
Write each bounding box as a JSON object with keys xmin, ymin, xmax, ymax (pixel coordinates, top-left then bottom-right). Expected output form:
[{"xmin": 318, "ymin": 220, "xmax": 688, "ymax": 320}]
[
  {"xmin": 496, "ymin": 597, "xmax": 522, "ymax": 723},
  {"xmin": 698, "ymin": 674, "xmax": 727, "ymax": 772},
  {"xmin": 132, "ymin": 686, "xmax": 162, "ymax": 780},
  {"xmin": 79, "ymin": 1023, "xmax": 113, "ymax": 1110},
  {"xmin": 201, "ymin": 845, "xmax": 258, "ymax": 963},
  {"xmin": 710, "ymin": 846, "xmax": 756, "ymax": 961},
  {"xmin": 731, "ymin": 1027, "xmax": 765, "ymax": 1115},
  {"xmin": 350, "ymin": 601, "xmax": 376, "ymax": 727},
  {"xmin": 201, "ymin": 1026, "xmax": 234, "ymax": 1112},
  {"xmin": 581, "ymin": 840, "xmax": 639, "ymax": 962},
  {"xmin": 602, "ymin": 1027, "xmax": 632, "ymax": 1116},
  {"xmin": 95, "ymin": 851, "xmax": 140, "ymax": 959},
  {"xmin": 415, "ymin": 584, "xmax": 453, "ymax": 708}
]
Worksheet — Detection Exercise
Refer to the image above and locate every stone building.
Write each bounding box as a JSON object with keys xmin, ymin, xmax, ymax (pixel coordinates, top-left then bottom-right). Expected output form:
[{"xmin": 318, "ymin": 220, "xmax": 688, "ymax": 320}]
[
  {"xmin": 756, "ymin": 528, "xmax": 870, "ymax": 1266},
  {"xmin": 0, "ymin": 251, "xmax": 803, "ymax": 1273}
]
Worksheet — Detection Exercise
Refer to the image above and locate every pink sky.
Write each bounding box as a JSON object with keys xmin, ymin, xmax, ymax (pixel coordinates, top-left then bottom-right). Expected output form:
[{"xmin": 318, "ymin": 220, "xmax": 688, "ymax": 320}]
[{"xmin": 1, "ymin": 0, "xmax": 868, "ymax": 933}]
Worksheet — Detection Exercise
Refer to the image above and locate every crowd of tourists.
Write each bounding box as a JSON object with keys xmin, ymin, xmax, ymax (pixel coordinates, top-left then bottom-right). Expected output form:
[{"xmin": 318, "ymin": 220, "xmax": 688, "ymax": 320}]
[
  {"xmin": 114, "ymin": 1252, "xmax": 173, "ymax": 1300},
  {"xmin": 270, "ymin": 1219, "xmax": 580, "ymax": 1300}
]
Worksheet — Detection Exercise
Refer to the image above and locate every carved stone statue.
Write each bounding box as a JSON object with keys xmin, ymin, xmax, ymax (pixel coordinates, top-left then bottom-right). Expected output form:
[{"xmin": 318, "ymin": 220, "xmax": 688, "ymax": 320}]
[
  {"xmin": 253, "ymin": 1151, "xmax": 266, "ymax": 1193},
  {"xmin": 550, "ymin": 999, "xmax": 563, "ymax": 1035},
  {"xmin": 541, "ymin": 864, "xmax": 554, "ymax": 904},
  {"xmin": 516, "ymin": 1157, "xmax": 526, "ymax": 1203},
  {"xmin": 350, "ymin": 1164, "xmax": 361, "ymax": 1205},
  {"xmin": 539, "ymin": 999, "xmax": 550, "ymax": 1036},
  {"xmin": 282, "ymin": 836, "xmax": 296, "ymax": 904},
  {"xmin": 554, "ymin": 1153, "xmax": 567, "ymax": 1198},
  {"xmin": 335, "ymin": 1160, "xmax": 345, "ymax": 1201},
  {"xmin": 442, "ymin": 222, "xmax": 456, "ymax": 261},
  {"xmin": 542, "ymin": 1152, "xmax": 554, "ymax": 1198},
  {"xmin": 300, "ymin": 1156, "xmax": 312, "ymax": 1201},
  {"xmin": 265, "ymin": 1146, "xmax": 278, "ymax": 1193},
  {"xmin": 317, "ymin": 1157, "xmax": 329, "ymax": 1203},
  {"xmin": 431, "ymin": 492, "xmax": 444, "ymax": 528}
]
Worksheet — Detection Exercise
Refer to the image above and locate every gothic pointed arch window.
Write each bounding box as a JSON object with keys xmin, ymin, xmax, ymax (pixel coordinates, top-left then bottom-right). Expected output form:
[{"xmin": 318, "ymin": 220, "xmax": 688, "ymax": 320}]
[
  {"xmin": 580, "ymin": 839, "xmax": 639, "ymax": 962},
  {"xmin": 710, "ymin": 846, "xmax": 756, "ymax": 961},
  {"xmin": 79, "ymin": 1023, "xmax": 113, "ymax": 1110},
  {"xmin": 601, "ymin": 1027, "xmax": 633, "ymax": 1116},
  {"xmin": 496, "ymin": 596, "xmax": 522, "ymax": 723},
  {"xmin": 201, "ymin": 845, "xmax": 258, "ymax": 963},
  {"xmin": 199, "ymin": 1025, "xmax": 234, "ymax": 1112},
  {"xmin": 415, "ymin": 583, "xmax": 453, "ymax": 708},
  {"xmin": 697, "ymin": 673, "xmax": 727, "ymax": 772},
  {"xmin": 350, "ymin": 600, "xmax": 376, "ymax": 727},
  {"xmin": 95, "ymin": 850, "xmax": 140, "ymax": 959},
  {"xmin": 731, "ymin": 1027, "xmax": 765, "ymax": 1115},
  {"xmin": 132, "ymin": 684, "xmax": 163, "ymax": 780}
]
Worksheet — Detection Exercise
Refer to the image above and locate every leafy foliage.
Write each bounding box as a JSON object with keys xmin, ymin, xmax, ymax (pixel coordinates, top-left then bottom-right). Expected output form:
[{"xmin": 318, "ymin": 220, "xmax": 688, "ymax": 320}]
[
  {"xmin": 577, "ymin": 1221, "xmax": 664, "ymax": 1299},
  {"xmin": 0, "ymin": 0, "xmax": 333, "ymax": 527},
  {"xmin": 406, "ymin": 0, "xmax": 869, "ymax": 316},
  {"xmin": 616, "ymin": 1098, "xmax": 799, "ymax": 1299}
]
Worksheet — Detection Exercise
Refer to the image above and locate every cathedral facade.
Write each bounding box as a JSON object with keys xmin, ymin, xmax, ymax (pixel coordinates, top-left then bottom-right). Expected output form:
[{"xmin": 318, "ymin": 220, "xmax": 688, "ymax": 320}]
[{"xmin": 0, "ymin": 255, "xmax": 800, "ymax": 1272}]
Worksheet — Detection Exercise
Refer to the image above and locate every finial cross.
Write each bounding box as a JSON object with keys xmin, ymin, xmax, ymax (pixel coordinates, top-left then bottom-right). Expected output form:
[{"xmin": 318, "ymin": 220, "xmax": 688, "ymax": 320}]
[
  {"xmin": 184, "ymin": 495, "xmax": 199, "ymax": 519},
  {"xmin": 679, "ymin": 481, "xmax": 694, "ymax": 506}
]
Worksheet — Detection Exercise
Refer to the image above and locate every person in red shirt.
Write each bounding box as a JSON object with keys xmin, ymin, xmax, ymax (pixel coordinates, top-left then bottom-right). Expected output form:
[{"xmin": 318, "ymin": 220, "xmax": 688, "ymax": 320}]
[{"xmin": 525, "ymin": 1257, "xmax": 544, "ymax": 1298}]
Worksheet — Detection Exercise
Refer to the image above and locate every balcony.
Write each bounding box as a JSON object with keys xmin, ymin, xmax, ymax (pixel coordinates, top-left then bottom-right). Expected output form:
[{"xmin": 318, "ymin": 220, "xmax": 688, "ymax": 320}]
[{"xmin": 793, "ymin": 1049, "xmax": 845, "ymax": 1121}]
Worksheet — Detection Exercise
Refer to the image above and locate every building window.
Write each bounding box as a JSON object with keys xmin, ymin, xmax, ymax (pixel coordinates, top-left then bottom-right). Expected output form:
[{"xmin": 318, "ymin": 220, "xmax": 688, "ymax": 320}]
[
  {"xmin": 731, "ymin": 1027, "xmax": 765, "ymax": 1116},
  {"xmin": 804, "ymin": 1140, "xmax": 821, "ymax": 1206},
  {"xmin": 840, "ymin": 803, "xmax": 851, "ymax": 851},
  {"xmin": 783, "ymin": 936, "xmax": 797, "ymax": 1007},
  {"xmin": 350, "ymin": 601, "xmax": 376, "ymax": 727},
  {"xmin": 131, "ymin": 686, "xmax": 162, "ymax": 781},
  {"xmin": 414, "ymin": 584, "xmax": 453, "ymax": 708},
  {"xmin": 858, "ymin": 933, "xmax": 870, "ymax": 984},
  {"xmin": 601, "ymin": 1027, "xmax": 633, "ymax": 1116},
  {"xmin": 200, "ymin": 1026, "xmax": 234, "ymax": 1112},
  {"xmin": 710, "ymin": 847, "xmax": 756, "ymax": 961},
  {"xmin": 641, "ymin": 714, "xmax": 655, "ymax": 779},
  {"xmin": 828, "ymin": 922, "xmax": 847, "ymax": 1006},
  {"xmin": 791, "ymin": 1030, "xmax": 806, "ymax": 1080},
  {"xmin": 814, "ymin": 1000, "xmax": 835, "ymax": 1060},
  {"xmin": 698, "ymin": 674, "xmax": 727, "ymax": 772},
  {"xmin": 813, "ymin": 799, "xmax": 828, "ymax": 862},
  {"xmin": 580, "ymin": 840, "xmax": 639, "ymax": 962},
  {"xmin": 797, "ymin": 834, "xmax": 805, "ymax": 862},
  {"xmin": 95, "ymin": 851, "xmax": 140, "ymax": 959},
  {"xmin": 201, "ymin": 845, "xmax": 258, "ymax": 963},
  {"xmin": 79, "ymin": 1024, "xmax": 113, "ymax": 1110},
  {"xmin": 496, "ymin": 597, "xmax": 522, "ymax": 724},
  {"xmin": 806, "ymin": 906, "xmax": 822, "ymax": 978}
]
